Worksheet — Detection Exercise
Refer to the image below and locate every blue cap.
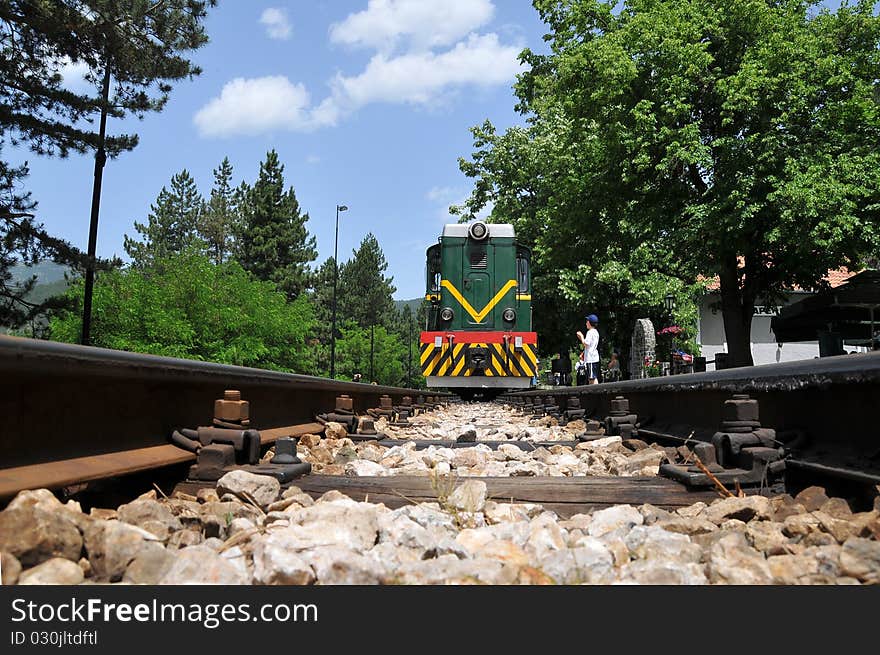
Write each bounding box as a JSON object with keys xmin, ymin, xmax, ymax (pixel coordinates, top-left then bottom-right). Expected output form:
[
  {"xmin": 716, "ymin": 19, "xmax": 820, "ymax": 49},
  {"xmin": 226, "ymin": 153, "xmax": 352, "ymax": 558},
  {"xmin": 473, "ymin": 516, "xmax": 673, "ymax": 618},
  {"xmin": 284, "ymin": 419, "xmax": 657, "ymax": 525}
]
[{"xmin": 586, "ymin": 314, "xmax": 598, "ymax": 324}]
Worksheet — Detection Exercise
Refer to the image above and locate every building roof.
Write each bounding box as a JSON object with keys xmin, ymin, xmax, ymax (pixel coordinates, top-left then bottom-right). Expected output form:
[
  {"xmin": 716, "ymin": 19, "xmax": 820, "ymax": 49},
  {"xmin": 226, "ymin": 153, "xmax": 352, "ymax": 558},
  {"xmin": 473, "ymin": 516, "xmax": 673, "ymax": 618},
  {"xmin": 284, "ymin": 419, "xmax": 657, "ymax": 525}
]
[{"xmin": 700, "ymin": 266, "xmax": 856, "ymax": 292}]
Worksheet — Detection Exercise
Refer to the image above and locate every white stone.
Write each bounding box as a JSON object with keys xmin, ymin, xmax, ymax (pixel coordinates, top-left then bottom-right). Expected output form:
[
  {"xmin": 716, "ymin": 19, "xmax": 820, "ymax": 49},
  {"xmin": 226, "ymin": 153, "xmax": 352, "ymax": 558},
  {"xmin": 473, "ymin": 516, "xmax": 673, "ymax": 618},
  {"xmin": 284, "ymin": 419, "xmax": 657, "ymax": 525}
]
[
  {"xmin": 447, "ymin": 480, "xmax": 488, "ymax": 513},
  {"xmin": 625, "ymin": 525, "xmax": 702, "ymax": 563},
  {"xmin": 539, "ymin": 541, "xmax": 614, "ymax": 584},
  {"xmin": 617, "ymin": 560, "xmax": 708, "ymax": 585},
  {"xmin": 588, "ymin": 505, "xmax": 644, "ymax": 537},
  {"xmin": 159, "ymin": 545, "xmax": 249, "ymax": 584},
  {"xmin": 251, "ymin": 532, "xmax": 315, "ymax": 585},
  {"xmin": 216, "ymin": 470, "xmax": 281, "ymax": 508},
  {"xmin": 706, "ymin": 532, "xmax": 773, "ymax": 584},
  {"xmin": 344, "ymin": 460, "xmax": 387, "ymax": 476},
  {"xmin": 18, "ymin": 557, "xmax": 84, "ymax": 585},
  {"xmin": 298, "ymin": 546, "xmax": 385, "ymax": 584}
]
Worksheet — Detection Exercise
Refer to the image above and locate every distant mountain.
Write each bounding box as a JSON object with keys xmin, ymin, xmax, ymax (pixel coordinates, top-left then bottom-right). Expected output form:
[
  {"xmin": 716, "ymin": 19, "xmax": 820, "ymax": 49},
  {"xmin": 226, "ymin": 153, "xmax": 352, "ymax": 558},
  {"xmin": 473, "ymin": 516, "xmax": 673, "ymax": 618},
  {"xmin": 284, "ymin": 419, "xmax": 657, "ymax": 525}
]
[
  {"xmin": 394, "ymin": 298, "xmax": 424, "ymax": 314},
  {"xmin": 9, "ymin": 260, "xmax": 70, "ymax": 285},
  {"xmin": 2, "ymin": 261, "xmax": 73, "ymax": 332}
]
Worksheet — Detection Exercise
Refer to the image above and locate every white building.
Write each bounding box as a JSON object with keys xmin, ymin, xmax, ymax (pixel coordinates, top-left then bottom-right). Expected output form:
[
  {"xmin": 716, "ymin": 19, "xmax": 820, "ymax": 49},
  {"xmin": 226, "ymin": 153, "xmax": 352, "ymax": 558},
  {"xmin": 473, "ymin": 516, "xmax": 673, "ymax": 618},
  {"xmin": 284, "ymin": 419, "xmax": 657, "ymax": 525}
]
[{"xmin": 696, "ymin": 271, "xmax": 858, "ymax": 370}]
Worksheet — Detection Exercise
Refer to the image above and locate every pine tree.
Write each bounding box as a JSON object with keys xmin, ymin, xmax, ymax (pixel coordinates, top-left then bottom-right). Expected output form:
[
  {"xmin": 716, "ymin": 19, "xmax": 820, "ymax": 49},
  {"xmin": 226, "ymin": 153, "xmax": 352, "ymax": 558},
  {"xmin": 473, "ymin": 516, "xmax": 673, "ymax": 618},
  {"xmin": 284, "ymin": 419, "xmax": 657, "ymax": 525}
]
[
  {"xmin": 199, "ymin": 157, "xmax": 236, "ymax": 264},
  {"xmin": 237, "ymin": 150, "xmax": 317, "ymax": 299},
  {"xmin": 0, "ymin": 0, "xmax": 214, "ymax": 328},
  {"xmin": 338, "ymin": 233, "xmax": 396, "ymax": 330},
  {"xmin": 124, "ymin": 170, "xmax": 203, "ymax": 269}
]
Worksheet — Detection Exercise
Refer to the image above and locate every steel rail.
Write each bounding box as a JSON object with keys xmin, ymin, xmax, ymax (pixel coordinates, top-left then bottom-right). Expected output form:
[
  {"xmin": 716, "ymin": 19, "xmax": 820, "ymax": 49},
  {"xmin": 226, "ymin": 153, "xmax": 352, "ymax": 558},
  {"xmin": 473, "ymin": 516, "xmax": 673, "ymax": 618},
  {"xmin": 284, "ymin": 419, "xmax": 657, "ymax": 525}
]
[
  {"xmin": 502, "ymin": 351, "xmax": 880, "ymax": 487},
  {"xmin": 0, "ymin": 336, "xmax": 448, "ymax": 499}
]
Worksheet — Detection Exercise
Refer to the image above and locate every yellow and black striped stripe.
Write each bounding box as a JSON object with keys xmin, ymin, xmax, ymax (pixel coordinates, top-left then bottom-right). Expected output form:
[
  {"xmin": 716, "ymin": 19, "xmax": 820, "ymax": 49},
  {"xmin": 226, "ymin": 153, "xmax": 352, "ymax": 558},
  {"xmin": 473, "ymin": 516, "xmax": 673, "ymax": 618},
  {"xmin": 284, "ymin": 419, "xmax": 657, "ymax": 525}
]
[{"xmin": 420, "ymin": 342, "xmax": 537, "ymax": 378}]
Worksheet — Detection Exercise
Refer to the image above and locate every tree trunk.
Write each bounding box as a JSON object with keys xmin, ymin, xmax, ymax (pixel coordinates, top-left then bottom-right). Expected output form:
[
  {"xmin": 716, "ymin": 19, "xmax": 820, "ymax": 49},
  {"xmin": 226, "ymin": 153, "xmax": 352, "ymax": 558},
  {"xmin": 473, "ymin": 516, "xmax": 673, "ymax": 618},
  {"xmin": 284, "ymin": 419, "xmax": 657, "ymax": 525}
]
[{"xmin": 718, "ymin": 259, "xmax": 755, "ymax": 368}]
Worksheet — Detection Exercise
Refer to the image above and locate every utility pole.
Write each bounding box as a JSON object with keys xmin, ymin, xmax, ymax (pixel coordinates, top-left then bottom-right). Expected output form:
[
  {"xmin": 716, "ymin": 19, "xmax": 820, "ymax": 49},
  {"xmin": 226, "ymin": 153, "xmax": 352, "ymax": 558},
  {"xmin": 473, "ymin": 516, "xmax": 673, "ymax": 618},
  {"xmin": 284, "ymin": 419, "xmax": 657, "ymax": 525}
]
[{"xmin": 81, "ymin": 63, "xmax": 112, "ymax": 345}]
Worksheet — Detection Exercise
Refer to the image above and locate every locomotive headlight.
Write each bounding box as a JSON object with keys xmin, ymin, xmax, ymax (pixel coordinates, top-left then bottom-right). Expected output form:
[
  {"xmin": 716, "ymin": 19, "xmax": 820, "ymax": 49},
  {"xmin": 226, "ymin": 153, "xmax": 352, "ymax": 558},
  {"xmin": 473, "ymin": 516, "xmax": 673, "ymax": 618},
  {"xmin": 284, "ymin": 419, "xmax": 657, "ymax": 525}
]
[
  {"xmin": 440, "ymin": 307, "xmax": 454, "ymax": 322},
  {"xmin": 502, "ymin": 307, "xmax": 516, "ymax": 322},
  {"xmin": 468, "ymin": 221, "xmax": 488, "ymax": 240}
]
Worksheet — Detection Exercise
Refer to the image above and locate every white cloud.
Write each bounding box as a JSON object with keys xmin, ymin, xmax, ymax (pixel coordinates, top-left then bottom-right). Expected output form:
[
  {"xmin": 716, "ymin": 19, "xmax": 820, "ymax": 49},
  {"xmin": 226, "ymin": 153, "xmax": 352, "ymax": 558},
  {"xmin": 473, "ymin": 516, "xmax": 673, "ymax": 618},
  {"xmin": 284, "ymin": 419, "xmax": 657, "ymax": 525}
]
[
  {"xmin": 427, "ymin": 186, "xmax": 493, "ymax": 223},
  {"xmin": 326, "ymin": 33, "xmax": 522, "ymax": 115},
  {"xmin": 306, "ymin": 154, "xmax": 321, "ymax": 164},
  {"xmin": 194, "ymin": 2, "xmax": 525, "ymax": 137},
  {"xmin": 426, "ymin": 186, "xmax": 458, "ymax": 202},
  {"xmin": 330, "ymin": 0, "xmax": 494, "ymax": 51},
  {"xmin": 193, "ymin": 76, "xmax": 314, "ymax": 137},
  {"xmin": 260, "ymin": 8, "xmax": 291, "ymax": 40}
]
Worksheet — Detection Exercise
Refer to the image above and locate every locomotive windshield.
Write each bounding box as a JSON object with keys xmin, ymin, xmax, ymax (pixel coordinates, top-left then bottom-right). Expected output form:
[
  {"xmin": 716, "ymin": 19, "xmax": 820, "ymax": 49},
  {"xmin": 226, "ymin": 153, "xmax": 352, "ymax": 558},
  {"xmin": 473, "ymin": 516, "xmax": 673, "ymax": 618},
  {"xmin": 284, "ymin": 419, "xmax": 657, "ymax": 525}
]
[{"xmin": 426, "ymin": 244, "xmax": 441, "ymax": 292}]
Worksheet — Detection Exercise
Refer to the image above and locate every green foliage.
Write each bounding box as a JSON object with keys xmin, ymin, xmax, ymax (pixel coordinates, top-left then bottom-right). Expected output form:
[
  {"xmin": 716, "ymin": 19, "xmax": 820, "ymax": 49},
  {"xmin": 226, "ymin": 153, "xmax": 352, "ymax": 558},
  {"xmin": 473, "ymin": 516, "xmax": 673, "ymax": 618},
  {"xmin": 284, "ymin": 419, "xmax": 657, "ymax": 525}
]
[
  {"xmin": 124, "ymin": 169, "xmax": 204, "ymax": 269},
  {"xmin": 334, "ymin": 322, "xmax": 408, "ymax": 386},
  {"xmin": 457, "ymin": 0, "xmax": 880, "ymax": 368},
  {"xmin": 49, "ymin": 251, "xmax": 316, "ymax": 372},
  {"xmin": 237, "ymin": 150, "xmax": 317, "ymax": 300}
]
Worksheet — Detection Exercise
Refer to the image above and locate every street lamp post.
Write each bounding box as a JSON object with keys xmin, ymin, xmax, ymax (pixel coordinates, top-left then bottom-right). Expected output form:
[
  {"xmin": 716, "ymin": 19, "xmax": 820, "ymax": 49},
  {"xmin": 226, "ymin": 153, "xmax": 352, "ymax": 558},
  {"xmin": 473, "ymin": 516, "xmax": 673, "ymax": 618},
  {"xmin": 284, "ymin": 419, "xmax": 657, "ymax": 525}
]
[
  {"xmin": 330, "ymin": 204, "xmax": 348, "ymax": 379},
  {"xmin": 664, "ymin": 293, "xmax": 676, "ymax": 372}
]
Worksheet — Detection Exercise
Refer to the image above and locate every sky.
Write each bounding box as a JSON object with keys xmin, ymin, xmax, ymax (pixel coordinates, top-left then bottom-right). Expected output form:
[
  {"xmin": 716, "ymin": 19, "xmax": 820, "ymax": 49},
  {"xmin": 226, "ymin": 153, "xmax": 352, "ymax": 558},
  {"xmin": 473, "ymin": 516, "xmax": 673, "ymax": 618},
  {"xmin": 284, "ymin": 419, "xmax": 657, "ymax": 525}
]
[{"xmin": 13, "ymin": 0, "xmax": 549, "ymax": 301}]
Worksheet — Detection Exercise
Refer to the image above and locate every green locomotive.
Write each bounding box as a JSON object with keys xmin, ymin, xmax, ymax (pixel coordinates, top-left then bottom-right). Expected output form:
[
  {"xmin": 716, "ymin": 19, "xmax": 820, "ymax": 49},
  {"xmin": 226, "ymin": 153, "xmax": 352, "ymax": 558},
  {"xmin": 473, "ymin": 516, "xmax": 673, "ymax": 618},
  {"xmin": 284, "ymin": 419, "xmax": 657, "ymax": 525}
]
[{"xmin": 420, "ymin": 221, "xmax": 538, "ymax": 395}]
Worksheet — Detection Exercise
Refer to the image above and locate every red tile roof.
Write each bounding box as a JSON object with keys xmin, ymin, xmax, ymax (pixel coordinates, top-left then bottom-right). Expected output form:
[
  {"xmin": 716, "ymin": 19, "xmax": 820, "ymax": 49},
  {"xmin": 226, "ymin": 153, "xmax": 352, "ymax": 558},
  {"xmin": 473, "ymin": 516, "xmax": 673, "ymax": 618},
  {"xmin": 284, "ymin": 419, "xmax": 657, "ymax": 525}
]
[{"xmin": 700, "ymin": 267, "xmax": 856, "ymax": 292}]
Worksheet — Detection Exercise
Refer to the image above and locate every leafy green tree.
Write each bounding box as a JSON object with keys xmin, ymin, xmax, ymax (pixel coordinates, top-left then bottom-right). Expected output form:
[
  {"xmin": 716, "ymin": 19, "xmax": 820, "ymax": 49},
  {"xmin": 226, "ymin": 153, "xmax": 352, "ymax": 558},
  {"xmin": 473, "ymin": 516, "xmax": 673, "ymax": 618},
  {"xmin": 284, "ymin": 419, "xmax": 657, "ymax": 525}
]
[
  {"xmin": 199, "ymin": 157, "xmax": 237, "ymax": 264},
  {"xmin": 335, "ymin": 322, "xmax": 407, "ymax": 385},
  {"xmin": 0, "ymin": 0, "xmax": 214, "ymax": 328},
  {"xmin": 124, "ymin": 169, "xmax": 203, "ymax": 268},
  {"xmin": 338, "ymin": 233, "xmax": 396, "ymax": 330},
  {"xmin": 237, "ymin": 150, "xmax": 317, "ymax": 299},
  {"xmin": 457, "ymin": 0, "xmax": 880, "ymax": 368},
  {"xmin": 49, "ymin": 251, "xmax": 316, "ymax": 372}
]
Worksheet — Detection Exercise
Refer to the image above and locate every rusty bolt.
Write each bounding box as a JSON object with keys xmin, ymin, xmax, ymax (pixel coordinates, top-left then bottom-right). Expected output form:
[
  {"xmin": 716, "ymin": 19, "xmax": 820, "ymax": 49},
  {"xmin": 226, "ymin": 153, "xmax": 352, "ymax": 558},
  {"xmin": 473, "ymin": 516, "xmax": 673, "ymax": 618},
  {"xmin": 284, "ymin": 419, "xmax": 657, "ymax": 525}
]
[
  {"xmin": 336, "ymin": 395, "xmax": 354, "ymax": 412},
  {"xmin": 380, "ymin": 395, "xmax": 393, "ymax": 409},
  {"xmin": 215, "ymin": 389, "xmax": 249, "ymax": 422},
  {"xmin": 723, "ymin": 394, "xmax": 760, "ymax": 423},
  {"xmin": 610, "ymin": 396, "xmax": 630, "ymax": 415},
  {"xmin": 402, "ymin": 396, "xmax": 412, "ymax": 406}
]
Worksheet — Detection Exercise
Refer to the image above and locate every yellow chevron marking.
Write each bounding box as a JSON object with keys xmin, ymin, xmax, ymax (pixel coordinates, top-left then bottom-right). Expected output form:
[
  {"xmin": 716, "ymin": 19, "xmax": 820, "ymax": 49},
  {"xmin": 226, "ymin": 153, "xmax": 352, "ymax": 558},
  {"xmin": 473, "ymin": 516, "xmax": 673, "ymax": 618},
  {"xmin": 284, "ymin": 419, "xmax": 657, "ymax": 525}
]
[
  {"xmin": 440, "ymin": 279, "xmax": 518, "ymax": 324},
  {"xmin": 522, "ymin": 343, "xmax": 538, "ymax": 365},
  {"xmin": 452, "ymin": 355, "xmax": 467, "ymax": 376}
]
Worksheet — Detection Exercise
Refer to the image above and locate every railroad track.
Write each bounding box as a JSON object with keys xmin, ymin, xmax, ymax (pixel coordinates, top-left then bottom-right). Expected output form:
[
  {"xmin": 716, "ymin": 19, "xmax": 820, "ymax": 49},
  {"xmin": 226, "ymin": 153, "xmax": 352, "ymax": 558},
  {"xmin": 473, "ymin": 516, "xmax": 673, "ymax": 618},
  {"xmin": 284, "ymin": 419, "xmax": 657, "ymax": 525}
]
[
  {"xmin": 2, "ymin": 335, "xmax": 879, "ymax": 511},
  {"xmin": 501, "ymin": 351, "xmax": 880, "ymax": 503},
  {"xmin": 0, "ymin": 336, "xmax": 448, "ymax": 501}
]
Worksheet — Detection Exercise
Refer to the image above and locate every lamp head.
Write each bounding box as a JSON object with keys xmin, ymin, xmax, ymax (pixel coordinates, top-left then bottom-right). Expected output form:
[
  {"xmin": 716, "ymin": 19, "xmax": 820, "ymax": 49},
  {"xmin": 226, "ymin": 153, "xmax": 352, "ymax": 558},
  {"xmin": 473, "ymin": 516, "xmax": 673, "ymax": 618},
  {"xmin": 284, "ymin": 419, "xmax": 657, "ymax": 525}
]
[{"xmin": 337, "ymin": 204, "xmax": 348, "ymax": 212}]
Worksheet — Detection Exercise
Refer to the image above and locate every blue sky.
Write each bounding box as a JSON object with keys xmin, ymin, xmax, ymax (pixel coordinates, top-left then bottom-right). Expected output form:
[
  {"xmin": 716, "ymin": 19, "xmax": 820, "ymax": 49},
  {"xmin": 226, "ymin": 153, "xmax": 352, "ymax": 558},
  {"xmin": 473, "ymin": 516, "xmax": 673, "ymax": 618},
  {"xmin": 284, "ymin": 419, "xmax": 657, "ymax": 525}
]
[{"xmin": 14, "ymin": 0, "xmax": 548, "ymax": 300}]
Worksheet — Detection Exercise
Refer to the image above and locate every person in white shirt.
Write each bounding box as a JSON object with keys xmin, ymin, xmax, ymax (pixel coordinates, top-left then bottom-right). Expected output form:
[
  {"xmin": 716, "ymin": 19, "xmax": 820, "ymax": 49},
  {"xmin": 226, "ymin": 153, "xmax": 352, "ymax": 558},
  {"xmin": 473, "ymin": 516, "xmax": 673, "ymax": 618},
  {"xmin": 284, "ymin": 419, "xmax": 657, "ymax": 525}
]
[{"xmin": 576, "ymin": 314, "xmax": 600, "ymax": 385}]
